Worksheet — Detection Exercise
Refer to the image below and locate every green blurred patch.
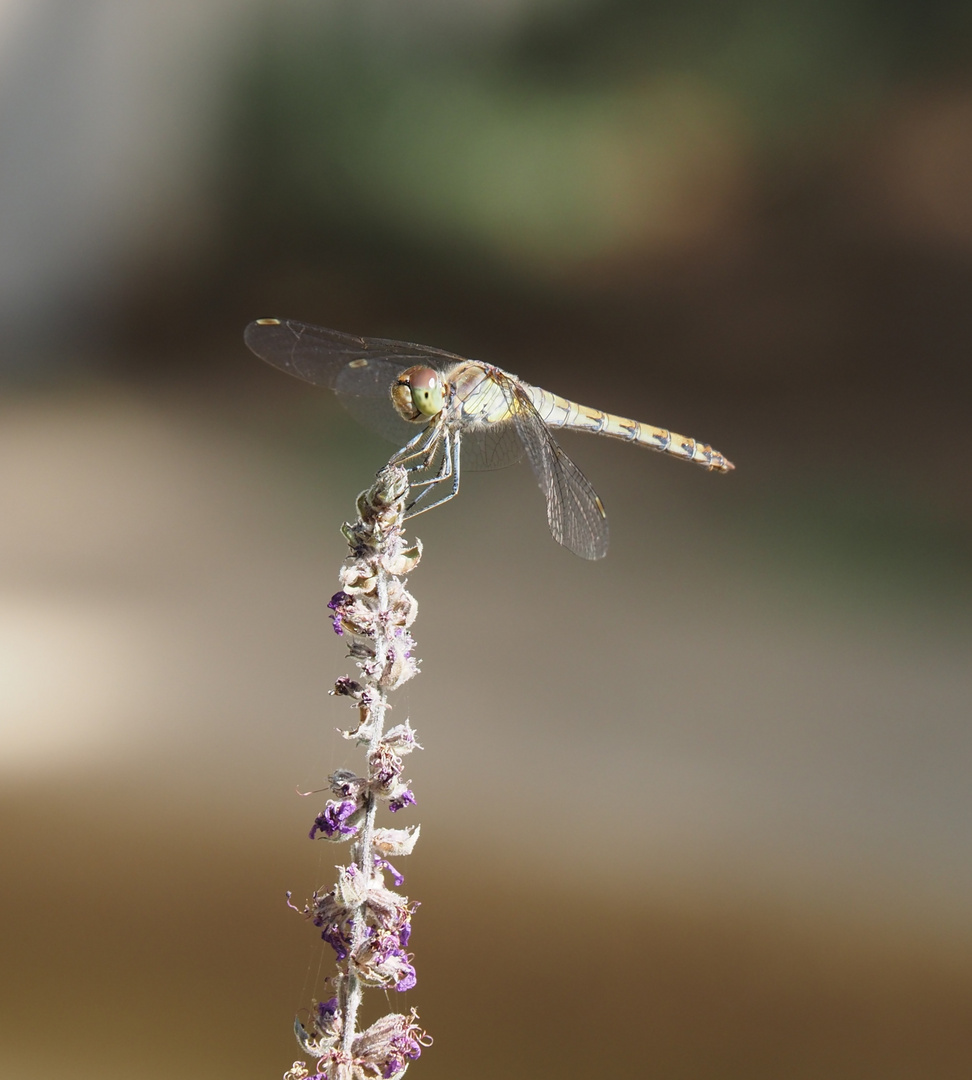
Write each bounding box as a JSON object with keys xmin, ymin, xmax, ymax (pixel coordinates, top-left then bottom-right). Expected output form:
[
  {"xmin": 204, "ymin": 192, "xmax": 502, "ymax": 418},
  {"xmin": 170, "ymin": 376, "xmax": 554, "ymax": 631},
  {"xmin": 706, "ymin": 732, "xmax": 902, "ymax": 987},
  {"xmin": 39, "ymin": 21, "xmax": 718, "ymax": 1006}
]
[{"xmin": 227, "ymin": 0, "xmax": 972, "ymax": 279}]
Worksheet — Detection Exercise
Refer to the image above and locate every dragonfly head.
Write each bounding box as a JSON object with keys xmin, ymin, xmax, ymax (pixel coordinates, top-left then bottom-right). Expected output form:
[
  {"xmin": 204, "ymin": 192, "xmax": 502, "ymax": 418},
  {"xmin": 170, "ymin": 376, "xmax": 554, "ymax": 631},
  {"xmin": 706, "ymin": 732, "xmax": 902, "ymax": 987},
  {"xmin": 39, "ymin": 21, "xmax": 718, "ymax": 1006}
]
[{"xmin": 392, "ymin": 366, "xmax": 447, "ymax": 422}]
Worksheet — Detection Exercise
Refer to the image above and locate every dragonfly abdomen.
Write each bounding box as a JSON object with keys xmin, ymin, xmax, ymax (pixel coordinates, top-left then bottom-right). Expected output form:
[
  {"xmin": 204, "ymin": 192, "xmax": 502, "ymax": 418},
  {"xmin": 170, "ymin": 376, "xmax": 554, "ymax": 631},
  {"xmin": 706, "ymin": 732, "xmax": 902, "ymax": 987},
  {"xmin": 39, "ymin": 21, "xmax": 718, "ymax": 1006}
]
[{"xmin": 526, "ymin": 386, "xmax": 734, "ymax": 473}]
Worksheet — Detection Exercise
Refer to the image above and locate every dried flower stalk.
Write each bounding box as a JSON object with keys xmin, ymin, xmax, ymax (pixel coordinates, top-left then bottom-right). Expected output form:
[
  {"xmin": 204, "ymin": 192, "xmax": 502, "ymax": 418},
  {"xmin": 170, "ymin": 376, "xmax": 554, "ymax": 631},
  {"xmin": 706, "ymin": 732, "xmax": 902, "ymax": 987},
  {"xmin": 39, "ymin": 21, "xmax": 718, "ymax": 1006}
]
[{"xmin": 283, "ymin": 465, "xmax": 431, "ymax": 1080}]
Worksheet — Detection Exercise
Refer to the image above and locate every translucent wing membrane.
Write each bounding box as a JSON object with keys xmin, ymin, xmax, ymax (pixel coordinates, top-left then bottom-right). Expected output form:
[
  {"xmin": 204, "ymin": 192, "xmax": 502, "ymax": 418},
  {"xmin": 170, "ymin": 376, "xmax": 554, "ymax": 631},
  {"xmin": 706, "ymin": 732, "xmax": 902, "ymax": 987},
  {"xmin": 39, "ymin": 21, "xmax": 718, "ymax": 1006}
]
[
  {"xmin": 245, "ymin": 318, "xmax": 472, "ymax": 448},
  {"xmin": 507, "ymin": 386, "xmax": 609, "ymax": 560},
  {"xmin": 331, "ymin": 355, "xmax": 419, "ymax": 446},
  {"xmin": 459, "ymin": 421, "xmax": 525, "ymax": 471},
  {"xmin": 244, "ymin": 319, "xmax": 469, "ymax": 386}
]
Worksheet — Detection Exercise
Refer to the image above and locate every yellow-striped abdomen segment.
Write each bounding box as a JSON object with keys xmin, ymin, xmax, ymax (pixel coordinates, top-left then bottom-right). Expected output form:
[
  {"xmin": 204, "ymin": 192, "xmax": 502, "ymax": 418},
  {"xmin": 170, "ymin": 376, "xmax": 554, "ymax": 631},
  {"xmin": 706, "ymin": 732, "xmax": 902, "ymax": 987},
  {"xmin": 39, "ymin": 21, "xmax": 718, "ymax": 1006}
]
[{"xmin": 525, "ymin": 386, "xmax": 734, "ymax": 473}]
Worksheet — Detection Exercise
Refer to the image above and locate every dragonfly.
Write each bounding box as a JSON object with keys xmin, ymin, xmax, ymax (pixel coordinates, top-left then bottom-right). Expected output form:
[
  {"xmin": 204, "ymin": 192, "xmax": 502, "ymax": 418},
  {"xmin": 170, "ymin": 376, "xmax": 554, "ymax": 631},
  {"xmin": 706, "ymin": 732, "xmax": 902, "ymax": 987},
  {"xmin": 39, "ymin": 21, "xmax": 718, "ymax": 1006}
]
[{"xmin": 245, "ymin": 318, "xmax": 733, "ymax": 560}]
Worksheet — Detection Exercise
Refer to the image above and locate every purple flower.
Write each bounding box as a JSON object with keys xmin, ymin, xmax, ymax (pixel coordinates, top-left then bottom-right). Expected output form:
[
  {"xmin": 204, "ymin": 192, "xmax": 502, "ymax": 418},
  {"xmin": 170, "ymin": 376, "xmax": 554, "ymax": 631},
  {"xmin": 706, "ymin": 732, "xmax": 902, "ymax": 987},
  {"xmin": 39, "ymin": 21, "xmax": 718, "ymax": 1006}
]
[
  {"xmin": 388, "ymin": 789, "xmax": 416, "ymax": 814},
  {"xmin": 373, "ymin": 855, "xmax": 405, "ymax": 887},
  {"xmin": 381, "ymin": 1036, "xmax": 420, "ymax": 1080},
  {"xmin": 374, "ymin": 939, "xmax": 416, "ymax": 992},
  {"xmin": 317, "ymin": 998, "xmax": 339, "ymax": 1022},
  {"xmin": 321, "ymin": 922, "xmax": 352, "ymax": 960},
  {"xmin": 310, "ymin": 799, "xmax": 360, "ymax": 840},
  {"xmin": 327, "ymin": 591, "xmax": 350, "ymax": 636},
  {"xmin": 394, "ymin": 961, "xmax": 417, "ymax": 992}
]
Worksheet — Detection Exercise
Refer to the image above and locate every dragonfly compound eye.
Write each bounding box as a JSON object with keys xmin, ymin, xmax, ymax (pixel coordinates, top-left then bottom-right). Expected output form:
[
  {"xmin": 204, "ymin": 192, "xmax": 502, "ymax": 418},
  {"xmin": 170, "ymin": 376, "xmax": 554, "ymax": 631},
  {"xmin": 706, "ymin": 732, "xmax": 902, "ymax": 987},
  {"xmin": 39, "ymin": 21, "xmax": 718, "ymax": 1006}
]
[{"xmin": 407, "ymin": 367, "xmax": 445, "ymax": 418}]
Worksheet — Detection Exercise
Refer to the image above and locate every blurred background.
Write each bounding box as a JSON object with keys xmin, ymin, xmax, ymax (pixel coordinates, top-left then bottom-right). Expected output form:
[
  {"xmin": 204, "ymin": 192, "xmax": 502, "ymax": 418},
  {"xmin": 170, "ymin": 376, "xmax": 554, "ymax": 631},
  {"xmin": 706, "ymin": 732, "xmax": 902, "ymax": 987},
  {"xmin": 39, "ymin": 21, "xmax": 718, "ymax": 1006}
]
[{"xmin": 2, "ymin": 0, "xmax": 971, "ymax": 1076}]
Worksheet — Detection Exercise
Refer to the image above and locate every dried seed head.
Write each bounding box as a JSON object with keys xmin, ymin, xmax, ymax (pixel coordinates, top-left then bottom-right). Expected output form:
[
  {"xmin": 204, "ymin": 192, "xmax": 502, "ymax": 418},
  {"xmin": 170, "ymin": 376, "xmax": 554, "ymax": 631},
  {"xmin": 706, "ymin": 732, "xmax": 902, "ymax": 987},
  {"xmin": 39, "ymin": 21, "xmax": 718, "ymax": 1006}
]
[
  {"xmin": 352, "ymin": 1009, "xmax": 430, "ymax": 1078},
  {"xmin": 351, "ymin": 929, "xmax": 416, "ymax": 991},
  {"xmin": 329, "ymin": 770, "xmax": 369, "ymax": 800},
  {"xmin": 384, "ymin": 539, "xmax": 423, "ymax": 577},
  {"xmin": 332, "ymin": 676, "xmax": 365, "ymax": 699},
  {"xmin": 382, "ymin": 723, "xmax": 421, "ymax": 755},
  {"xmin": 335, "ymin": 862, "xmax": 369, "ymax": 908},
  {"xmin": 372, "ymin": 826, "xmax": 420, "ymax": 858}
]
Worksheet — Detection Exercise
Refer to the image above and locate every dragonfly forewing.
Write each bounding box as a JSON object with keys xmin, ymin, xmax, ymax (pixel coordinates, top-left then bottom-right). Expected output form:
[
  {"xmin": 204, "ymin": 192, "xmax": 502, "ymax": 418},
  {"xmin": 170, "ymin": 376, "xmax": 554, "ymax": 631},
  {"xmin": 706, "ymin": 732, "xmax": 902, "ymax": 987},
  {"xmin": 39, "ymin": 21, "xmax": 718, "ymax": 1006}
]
[
  {"xmin": 245, "ymin": 318, "xmax": 469, "ymax": 386},
  {"xmin": 246, "ymin": 318, "xmax": 435, "ymax": 446}
]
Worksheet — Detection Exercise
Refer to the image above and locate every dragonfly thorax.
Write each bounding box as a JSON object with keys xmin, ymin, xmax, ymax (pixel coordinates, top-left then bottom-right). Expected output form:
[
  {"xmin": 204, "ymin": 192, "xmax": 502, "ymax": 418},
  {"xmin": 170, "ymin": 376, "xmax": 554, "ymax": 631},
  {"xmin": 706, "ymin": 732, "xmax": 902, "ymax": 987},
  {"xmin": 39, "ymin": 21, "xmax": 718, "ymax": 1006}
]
[{"xmin": 392, "ymin": 366, "xmax": 448, "ymax": 422}]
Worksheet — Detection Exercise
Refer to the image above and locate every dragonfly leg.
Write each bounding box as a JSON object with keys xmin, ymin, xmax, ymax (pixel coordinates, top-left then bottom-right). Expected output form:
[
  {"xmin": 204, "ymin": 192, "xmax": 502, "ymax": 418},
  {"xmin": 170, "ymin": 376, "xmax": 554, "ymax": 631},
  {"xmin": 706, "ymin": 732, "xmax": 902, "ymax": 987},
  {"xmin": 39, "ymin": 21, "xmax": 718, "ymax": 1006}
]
[
  {"xmin": 390, "ymin": 423, "xmax": 439, "ymax": 468},
  {"xmin": 391, "ymin": 423, "xmax": 454, "ymax": 497},
  {"xmin": 404, "ymin": 431, "xmax": 461, "ymax": 520},
  {"xmin": 405, "ymin": 429, "xmax": 453, "ymax": 509},
  {"xmin": 409, "ymin": 448, "xmax": 451, "ymax": 489}
]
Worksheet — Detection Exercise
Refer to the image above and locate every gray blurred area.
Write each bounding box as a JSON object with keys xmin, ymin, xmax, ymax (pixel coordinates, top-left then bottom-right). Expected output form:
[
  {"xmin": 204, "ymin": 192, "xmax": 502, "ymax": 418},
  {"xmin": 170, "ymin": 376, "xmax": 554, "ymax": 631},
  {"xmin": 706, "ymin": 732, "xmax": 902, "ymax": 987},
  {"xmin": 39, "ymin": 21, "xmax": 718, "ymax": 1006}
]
[{"xmin": 2, "ymin": 2, "xmax": 971, "ymax": 1078}]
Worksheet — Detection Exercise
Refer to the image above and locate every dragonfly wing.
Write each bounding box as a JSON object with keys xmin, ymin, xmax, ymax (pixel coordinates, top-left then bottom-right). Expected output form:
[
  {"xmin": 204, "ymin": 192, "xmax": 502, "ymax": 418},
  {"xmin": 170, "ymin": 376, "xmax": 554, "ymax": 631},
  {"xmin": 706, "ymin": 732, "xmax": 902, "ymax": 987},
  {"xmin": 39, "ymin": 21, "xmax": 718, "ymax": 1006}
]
[
  {"xmin": 245, "ymin": 318, "xmax": 466, "ymax": 448},
  {"xmin": 244, "ymin": 319, "xmax": 469, "ymax": 386},
  {"xmin": 458, "ymin": 417, "xmax": 525, "ymax": 471},
  {"xmin": 508, "ymin": 387, "xmax": 609, "ymax": 560},
  {"xmin": 332, "ymin": 355, "xmax": 422, "ymax": 447}
]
